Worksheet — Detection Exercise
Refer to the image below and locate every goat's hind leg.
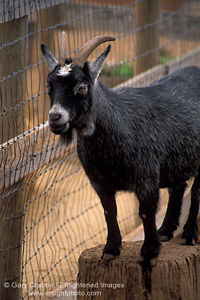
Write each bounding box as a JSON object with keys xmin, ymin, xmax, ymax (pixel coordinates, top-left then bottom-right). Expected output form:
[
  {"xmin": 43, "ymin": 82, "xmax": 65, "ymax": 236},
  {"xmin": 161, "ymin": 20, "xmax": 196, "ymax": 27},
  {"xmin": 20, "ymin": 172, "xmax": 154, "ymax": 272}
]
[
  {"xmin": 158, "ymin": 182, "xmax": 187, "ymax": 241},
  {"xmin": 181, "ymin": 173, "xmax": 200, "ymax": 245}
]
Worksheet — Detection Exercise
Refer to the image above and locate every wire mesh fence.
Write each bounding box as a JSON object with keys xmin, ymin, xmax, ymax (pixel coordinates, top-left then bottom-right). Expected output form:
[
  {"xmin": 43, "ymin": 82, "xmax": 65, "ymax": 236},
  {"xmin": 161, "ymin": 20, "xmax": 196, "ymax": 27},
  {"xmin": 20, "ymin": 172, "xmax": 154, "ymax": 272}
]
[{"xmin": 0, "ymin": 0, "xmax": 200, "ymax": 299}]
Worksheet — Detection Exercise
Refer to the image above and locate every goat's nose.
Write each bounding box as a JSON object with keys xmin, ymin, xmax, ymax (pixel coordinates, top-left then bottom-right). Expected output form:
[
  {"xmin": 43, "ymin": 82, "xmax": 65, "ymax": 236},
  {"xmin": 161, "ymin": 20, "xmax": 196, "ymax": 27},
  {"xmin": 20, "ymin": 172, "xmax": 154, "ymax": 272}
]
[{"xmin": 49, "ymin": 111, "xmax": 61, "ymax": 122}]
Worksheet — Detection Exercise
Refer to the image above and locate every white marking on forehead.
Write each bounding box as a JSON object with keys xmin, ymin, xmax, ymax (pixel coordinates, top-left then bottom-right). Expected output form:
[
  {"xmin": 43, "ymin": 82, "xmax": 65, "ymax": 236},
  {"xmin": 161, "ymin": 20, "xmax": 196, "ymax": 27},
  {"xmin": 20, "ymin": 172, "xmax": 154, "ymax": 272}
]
[{"xmin": 58, "ymin": 64, "xmax": 72, "ymax": 77}]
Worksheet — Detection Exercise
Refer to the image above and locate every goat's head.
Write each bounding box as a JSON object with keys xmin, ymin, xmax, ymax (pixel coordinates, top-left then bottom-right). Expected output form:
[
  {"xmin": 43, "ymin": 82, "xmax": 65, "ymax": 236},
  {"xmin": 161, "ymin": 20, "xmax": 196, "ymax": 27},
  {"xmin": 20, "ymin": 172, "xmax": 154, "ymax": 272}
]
[{"xmin": 41, "ymin": 35, "xmax": 115, "ymax": 140}]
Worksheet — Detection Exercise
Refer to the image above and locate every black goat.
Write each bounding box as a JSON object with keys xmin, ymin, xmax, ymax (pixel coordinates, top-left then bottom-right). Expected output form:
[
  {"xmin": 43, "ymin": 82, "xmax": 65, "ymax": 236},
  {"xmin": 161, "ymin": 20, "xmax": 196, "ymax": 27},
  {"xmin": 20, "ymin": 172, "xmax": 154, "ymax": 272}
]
[{"xmin": 41, "ymin": 35, "xmax": 200, "ymax": 265}]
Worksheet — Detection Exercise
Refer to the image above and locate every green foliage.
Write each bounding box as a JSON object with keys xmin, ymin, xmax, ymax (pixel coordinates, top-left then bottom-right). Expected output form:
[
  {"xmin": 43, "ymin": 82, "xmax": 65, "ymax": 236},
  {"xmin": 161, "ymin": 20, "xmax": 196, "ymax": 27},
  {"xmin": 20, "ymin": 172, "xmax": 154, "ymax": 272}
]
[
  {"xmin": 159, "ymin": 50, "xmax": 171, "ymax": 65},
  {"xmin": 102, "ymin": 51, "xmax": 171, "ymax": 79},
  {"xmin": 102, "ymin": 62, "xmax": 134, "ymax": 78}
]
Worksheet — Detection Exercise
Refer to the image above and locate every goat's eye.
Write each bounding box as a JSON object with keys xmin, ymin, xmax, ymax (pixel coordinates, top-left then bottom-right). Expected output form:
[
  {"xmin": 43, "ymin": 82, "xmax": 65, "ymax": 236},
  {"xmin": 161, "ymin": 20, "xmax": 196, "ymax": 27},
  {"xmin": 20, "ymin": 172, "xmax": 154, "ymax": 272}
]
[{"xmin": 77, "ymin": 84, "xmax": 88, "ymax": 95}]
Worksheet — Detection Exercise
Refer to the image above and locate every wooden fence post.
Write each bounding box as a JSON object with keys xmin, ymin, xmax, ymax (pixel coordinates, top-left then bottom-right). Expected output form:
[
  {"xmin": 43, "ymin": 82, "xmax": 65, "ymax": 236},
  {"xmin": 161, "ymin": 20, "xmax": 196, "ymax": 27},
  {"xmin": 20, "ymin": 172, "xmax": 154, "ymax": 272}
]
[
  {"xmin": 0, "ymin": 16, "xmax": 28, "ymax": 300},
  {"xmin": 134, "ymin": 0, "xmax": 160, "ymax": 75},
  {"xmin": 0, "ymin": 183, "xmax": 25, "ymax": 300},
  {"xmin": 77, "ymin": 240, "xmax": 200, "ymax": 300}
]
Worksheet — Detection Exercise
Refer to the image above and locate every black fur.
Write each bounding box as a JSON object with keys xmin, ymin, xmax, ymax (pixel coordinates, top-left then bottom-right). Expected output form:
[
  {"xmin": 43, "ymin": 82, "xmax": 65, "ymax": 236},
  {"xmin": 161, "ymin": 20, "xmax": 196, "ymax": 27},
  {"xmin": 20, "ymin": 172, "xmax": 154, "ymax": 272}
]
[{"xmin": 46, "ymin": 61, "xmax": 200, "ymax": 264}]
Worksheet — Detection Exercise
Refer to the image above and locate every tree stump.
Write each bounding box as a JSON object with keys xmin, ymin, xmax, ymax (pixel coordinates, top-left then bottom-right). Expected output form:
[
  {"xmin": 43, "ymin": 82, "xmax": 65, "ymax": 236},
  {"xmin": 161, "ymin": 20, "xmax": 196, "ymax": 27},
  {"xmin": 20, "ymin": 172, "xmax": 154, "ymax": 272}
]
[{"xmin": 77, "ymin": 240, "xmax": 200, "ymax": 300}]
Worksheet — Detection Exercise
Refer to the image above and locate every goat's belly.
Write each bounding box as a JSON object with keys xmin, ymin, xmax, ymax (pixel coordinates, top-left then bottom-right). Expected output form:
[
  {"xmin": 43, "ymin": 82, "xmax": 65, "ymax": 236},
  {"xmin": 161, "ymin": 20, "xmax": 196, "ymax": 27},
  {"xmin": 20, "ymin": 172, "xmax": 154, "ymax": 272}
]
[
  {"xmin": 83, "ymin": 161, "xmax": 134, "ymax": 191},
  {"xmin": 77, "ymin": 152, "xmax": 134, "ymax": 192},
  {"xmin": 77, "ymin": 137, "xmax": 200, "ymax": 192},
  {"xmin": 159, "ymin": 165, "xmax": 199, "ymax": 188}
]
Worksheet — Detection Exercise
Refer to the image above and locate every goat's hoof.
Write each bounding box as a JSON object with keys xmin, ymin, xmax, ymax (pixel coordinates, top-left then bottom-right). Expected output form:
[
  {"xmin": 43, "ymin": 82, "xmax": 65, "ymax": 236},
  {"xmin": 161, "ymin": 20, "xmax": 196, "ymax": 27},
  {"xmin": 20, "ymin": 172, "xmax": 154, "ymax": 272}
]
[
  {"xmin": 102, "ymin": 241, "xmax": 121, "ymax": 260},
  {"xmin": 150, "ymin": 258, "xmax": 157, "ymax": 266},
  {"xmin": 181, "ymin": 229, "xmax": 198, "ymax": 246},
  {"xmin": 140, "ymin": 239, "xmax": 161, "ymax": 266},
  {"xmin": 159, "ymin": 235, "xmax": 170, "ymax": 242},
  {"xmin": 181, "ymin": 238, "xmax": 195, "ymax": 246},
  {"xmin": 181, "ymin": 238, "xmax": 186, "ymax": 245},
  {"xmin": 158, "ymin": 227, "xmax": 173, "ymax": 242},
  {"xmin": 139, "ymin": 256, "xmax": 157, "ymax": 266},
  {"xmin": 102, "ymin": 253, "xmax": 116, "ymax": 260},
  {"xmin": 191, "ymin": 239, "xmax": 196, "ymax": 246}
]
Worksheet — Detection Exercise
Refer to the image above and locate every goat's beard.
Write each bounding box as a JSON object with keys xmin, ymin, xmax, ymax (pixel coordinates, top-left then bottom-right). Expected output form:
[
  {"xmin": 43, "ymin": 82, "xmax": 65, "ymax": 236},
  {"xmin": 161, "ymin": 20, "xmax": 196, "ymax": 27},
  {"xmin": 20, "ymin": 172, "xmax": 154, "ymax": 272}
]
[{"xmin": 60, "ymin": 126, "xmax": 74, "ymax": 145}]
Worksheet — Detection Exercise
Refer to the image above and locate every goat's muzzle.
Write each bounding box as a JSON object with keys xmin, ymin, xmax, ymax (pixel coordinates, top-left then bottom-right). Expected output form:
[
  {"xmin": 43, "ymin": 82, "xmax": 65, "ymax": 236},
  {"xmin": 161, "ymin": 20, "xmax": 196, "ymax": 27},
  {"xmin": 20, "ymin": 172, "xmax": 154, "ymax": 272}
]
[{"xmin": 48, "ymin": 104, "xmax": 70, "ymax": 135}]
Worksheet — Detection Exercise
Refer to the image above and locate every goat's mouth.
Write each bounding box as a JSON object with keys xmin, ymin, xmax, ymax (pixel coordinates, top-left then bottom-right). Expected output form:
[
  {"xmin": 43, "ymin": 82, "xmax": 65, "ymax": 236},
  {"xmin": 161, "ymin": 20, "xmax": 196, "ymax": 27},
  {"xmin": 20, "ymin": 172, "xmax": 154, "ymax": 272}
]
[{"xmin": 50, "ymin": 122, "xmax": 70, "ymax": 135}]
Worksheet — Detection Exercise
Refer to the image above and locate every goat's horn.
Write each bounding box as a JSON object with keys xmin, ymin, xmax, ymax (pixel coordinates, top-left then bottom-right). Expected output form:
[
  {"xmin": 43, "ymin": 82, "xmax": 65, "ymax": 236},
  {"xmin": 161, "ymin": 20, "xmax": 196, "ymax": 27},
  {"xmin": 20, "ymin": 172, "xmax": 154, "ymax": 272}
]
[
  {"xmin": 72, "ymin": 35, "xmax": 115, "ymax": 68},
  {"xmin": 61, "ymin": 31, "xmax": 66, "ymax": 66}
]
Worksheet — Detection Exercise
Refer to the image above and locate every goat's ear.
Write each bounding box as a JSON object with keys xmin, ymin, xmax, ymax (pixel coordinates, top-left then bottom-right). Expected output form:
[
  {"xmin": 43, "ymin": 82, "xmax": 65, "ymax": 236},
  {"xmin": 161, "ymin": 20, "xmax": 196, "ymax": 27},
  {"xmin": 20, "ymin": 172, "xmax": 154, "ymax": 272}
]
[
  {"xmin": 41, "ymin": 43, "xmax": 59, "ymax": 71},
  {"xmin": 89, "ymin": 44, "xmax": 111, "ymax": 82}
]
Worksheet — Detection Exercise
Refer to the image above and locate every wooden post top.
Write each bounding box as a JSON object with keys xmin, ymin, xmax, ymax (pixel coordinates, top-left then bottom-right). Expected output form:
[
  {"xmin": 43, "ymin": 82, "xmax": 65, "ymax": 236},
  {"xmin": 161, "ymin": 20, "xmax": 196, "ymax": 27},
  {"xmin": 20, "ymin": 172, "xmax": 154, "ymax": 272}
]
[{"xmin": 77, "ymin": 240, "xmax": 200, "ymax": 300}]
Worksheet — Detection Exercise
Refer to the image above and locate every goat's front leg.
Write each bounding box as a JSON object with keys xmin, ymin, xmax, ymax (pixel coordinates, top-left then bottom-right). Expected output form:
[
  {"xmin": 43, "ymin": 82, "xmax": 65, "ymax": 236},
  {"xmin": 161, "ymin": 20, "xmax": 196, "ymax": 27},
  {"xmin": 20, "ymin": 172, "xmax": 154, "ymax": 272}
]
[
  {"xmin": 95, "ymin": 186, "xmax": 122, "ymax": 260},
  {"xmin": 137, "ymin": 189, "xmax": 161, "ymax": 266}
]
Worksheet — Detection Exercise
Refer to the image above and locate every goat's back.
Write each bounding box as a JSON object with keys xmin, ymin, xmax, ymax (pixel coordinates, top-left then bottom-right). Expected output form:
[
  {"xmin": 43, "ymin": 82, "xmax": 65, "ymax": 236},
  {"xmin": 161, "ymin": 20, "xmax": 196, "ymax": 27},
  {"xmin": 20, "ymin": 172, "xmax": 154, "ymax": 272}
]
[{"xmin": 77, "ymin": 66, "xmax": 200, "ymax": 192}]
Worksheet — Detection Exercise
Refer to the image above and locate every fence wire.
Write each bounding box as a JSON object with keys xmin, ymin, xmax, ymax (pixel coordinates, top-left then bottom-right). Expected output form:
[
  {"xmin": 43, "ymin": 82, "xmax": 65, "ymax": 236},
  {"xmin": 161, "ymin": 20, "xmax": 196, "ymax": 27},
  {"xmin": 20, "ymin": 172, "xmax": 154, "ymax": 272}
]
[{"xmin": 0, "ymin": 0, "xmax": 200, "ymax": 299}]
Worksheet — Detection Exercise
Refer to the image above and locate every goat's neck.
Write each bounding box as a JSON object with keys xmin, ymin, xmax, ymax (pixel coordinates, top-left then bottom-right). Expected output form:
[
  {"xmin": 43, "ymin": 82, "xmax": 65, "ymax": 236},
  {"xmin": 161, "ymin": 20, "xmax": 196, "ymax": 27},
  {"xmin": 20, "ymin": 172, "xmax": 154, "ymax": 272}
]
[
  {"xmin": 80, "ymin": 80, "xmax": 121, "ymax": 140},
  {"xmin": 92, "ymin": 80, "xmax": 116, "ymax": 119}
]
